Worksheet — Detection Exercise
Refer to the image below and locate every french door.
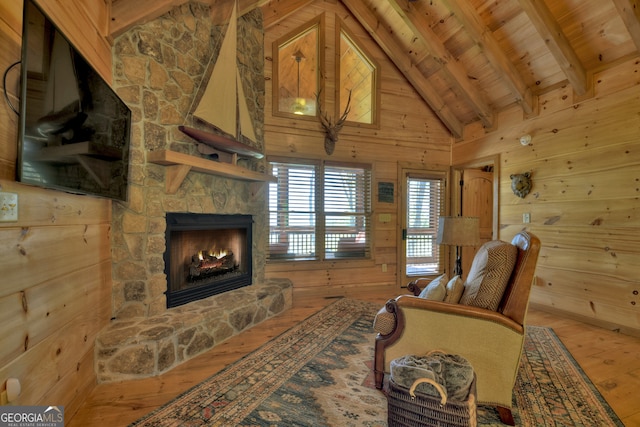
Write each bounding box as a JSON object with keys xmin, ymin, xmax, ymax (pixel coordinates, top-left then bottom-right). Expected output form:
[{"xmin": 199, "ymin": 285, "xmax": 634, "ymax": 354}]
[{"xmin": 399, "ymin": 168, "xmax": 447, "ymax": 286}]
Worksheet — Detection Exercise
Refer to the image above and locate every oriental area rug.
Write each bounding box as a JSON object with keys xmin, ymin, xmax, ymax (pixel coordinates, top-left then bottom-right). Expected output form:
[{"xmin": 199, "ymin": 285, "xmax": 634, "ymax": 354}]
[{"xmin": 130, "ymin": 298, "xmax": 623, "ymax": 427}]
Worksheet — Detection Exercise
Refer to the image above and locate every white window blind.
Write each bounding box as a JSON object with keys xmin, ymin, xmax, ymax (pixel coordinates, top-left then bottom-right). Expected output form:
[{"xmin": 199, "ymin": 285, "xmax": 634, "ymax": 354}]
[
  {"xmin": 324, "ymin": 163, "xmax": 371, "ymax": 259},
  {"xmin": 406, "ymin": 175, "xmax": 445, "ymax": 275},
  {"xmin": 269, "ymin": 161, "xmax": 317, "ymax": 260},
  {"xmin": 268, "ymin": 159, "xmax": 371, "ymax": 261}
]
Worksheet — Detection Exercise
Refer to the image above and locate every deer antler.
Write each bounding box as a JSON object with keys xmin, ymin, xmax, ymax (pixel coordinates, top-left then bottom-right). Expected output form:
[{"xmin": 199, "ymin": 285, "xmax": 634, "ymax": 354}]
[{"xmin": 316, "ymin": 90, "xmax": 351, "ymax": 155}]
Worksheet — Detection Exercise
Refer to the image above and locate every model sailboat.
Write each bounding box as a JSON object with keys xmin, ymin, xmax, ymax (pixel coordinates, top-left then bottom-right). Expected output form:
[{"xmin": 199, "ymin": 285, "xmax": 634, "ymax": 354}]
[{"xmin": 179, "ymin": 1, "xmax": 263, "ymax": 162}]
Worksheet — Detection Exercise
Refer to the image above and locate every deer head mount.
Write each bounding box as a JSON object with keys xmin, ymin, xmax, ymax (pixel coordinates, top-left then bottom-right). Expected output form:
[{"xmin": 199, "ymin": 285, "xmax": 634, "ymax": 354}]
[{"xmin": 316, "ymin": 90, "xmax": 351, "ymax": 155}]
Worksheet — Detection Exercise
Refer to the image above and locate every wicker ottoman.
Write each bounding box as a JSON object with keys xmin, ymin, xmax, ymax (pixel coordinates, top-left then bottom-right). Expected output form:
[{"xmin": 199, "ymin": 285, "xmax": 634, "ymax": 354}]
[{"xmin": 387, "ymin": 374, "xmax": 477, "ymax": 427}]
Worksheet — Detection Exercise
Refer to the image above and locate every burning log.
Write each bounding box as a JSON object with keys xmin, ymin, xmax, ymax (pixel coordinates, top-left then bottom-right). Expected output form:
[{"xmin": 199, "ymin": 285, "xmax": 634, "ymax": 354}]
[{"xmin": 188, "ymin": 249, "xmax": 237, "ymax": 280}]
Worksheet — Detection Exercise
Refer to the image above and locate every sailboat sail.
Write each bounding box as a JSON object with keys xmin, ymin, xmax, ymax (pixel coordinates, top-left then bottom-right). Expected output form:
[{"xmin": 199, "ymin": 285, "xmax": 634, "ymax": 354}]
[
  {"xmin": 236, "ymin": 68, "xmax": 257, "ymax": 142},
  {"xmin": 191, "ymin": 1, "xmax": 256, "ymax": 144}
]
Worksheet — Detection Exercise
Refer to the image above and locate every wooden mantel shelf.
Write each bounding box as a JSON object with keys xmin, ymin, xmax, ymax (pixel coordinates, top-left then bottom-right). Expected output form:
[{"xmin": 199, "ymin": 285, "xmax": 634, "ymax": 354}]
[{"xmin": 147, "ymin": 149, "xmax": 276, "ymax": 193}]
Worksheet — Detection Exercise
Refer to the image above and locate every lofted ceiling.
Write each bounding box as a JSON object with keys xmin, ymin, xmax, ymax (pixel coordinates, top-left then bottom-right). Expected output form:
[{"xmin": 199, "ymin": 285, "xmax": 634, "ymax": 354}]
[{"xmin": 110, "ymin": 0, "xmax": 640, "ymax": 138}]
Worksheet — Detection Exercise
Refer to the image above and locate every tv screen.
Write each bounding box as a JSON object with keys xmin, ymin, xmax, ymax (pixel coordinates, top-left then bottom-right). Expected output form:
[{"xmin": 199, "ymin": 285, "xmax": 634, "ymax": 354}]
[{"xmin": 17, "ymin": 0, "xmax": 131, "ymax": 201}]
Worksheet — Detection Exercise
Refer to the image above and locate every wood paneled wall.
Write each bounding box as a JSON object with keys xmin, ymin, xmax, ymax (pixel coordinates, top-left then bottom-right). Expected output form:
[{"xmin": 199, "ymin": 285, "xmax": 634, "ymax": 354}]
[
  {"xmin": 0, "ymin": 2, "xmax": 22, "ymax": 180},
  {"xmin": 263, "ymin": 1, "xmax": 453, "ymax": 296},
  {"xmin": 0, "ymin": 0, "xmax": 113, "ymax": 417},
  {"xmin": 4, "ymin": 0, "xmax": 636, "ymax": 418},
  {"xmin": 453, "ymin": 58, "xmax": 640, "ymax": 337}
]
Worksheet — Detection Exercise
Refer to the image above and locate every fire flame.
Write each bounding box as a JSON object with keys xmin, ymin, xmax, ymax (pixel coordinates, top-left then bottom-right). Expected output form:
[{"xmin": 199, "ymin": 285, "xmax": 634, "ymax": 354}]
[
  {"xmin": 209, "ymin": 249, "xmax": 227, "ymax": 259},
  {"xmin": 198, "ymin": 249, "xmax": 228, "ymax": 260}
]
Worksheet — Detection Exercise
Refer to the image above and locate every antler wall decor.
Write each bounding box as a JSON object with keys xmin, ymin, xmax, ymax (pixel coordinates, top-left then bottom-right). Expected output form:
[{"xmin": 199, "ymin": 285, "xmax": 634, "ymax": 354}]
[{"xmin": 316, "ymin": 90, "xmax": 351, "ymax": 155}]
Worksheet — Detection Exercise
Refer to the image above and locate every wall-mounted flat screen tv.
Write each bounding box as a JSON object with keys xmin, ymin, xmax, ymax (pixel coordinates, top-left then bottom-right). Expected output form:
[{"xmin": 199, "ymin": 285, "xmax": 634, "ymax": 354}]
[{"xmin": 17, "ymin": 0, "xmax": 131, "ymax": 201}]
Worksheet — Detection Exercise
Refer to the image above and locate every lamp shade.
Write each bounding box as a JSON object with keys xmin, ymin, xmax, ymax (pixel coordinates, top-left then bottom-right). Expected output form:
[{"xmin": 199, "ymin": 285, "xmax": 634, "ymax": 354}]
[{"xmin": 436, "ymin": 216, "xmax": 480, "ymax": 247}]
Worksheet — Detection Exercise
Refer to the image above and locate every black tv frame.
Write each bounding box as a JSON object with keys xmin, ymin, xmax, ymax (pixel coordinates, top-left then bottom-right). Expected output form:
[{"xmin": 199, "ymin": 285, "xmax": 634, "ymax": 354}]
[{"xmin": 16, "ymin": 0, "xmax": 131, "ymax": 202}]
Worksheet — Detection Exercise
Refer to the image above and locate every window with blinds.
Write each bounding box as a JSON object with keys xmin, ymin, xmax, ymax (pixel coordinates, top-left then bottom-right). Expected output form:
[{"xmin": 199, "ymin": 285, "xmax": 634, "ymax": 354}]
[
  {"xmin": 269, "ymin": 159, "xmax": 371, "ymax": 261},
  {"xmin": 406, "ymin": 175, "xmax": 445, "ymax": 275}
]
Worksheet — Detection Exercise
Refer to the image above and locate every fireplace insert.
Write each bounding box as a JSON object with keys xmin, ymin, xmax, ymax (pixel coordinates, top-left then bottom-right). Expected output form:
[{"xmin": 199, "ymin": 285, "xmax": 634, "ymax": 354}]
[{"xmin": 164, "ymin": 213, "xmax": 253, "ymax": 308}]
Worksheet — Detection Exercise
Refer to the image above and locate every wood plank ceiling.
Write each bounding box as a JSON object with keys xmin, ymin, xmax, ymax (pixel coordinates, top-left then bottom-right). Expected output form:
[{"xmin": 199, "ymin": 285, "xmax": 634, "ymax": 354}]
[{"xmin": 110, "ymin": 0, "xmax": 640, "ymax": 138}]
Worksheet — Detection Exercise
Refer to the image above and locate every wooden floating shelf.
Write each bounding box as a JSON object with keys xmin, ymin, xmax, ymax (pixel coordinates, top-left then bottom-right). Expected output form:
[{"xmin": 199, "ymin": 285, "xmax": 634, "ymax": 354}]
[{"xmin": 147, "ymin": 149, "xmax": 276, "ymax": 194}]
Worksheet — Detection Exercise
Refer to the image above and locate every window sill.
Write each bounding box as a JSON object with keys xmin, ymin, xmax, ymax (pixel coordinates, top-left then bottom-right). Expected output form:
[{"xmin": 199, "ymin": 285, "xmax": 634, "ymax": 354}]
[{"xmin": 266, "ymin": 257, "xmax": 376, "ymax": 271}]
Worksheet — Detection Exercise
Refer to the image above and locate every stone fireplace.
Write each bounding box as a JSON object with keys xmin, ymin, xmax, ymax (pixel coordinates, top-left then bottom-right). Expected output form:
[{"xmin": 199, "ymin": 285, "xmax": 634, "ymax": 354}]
[
  {"xmin": 93, "ymin": 3, "xmax": 292, "ymax": 383},
  {"xmin": 165, "ymin": 213, "xmax": 253, "ymax": 308},
  {"xmin": 107, "ymin": 2, "xmax": 270, "ymax": 319}
]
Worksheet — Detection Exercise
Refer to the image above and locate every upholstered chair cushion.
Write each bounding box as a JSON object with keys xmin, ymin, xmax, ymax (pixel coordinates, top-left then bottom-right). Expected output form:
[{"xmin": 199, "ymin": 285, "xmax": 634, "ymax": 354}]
[
  {"xmin": 459, "ymin": 240, "xmax": 517, "ymax": 311},
  {"xmin": 444, "ymin": 275, "xmax": 464, "ymax": 304},
  {"xmin": 418, "ymin": 274, "xmax": 448, "ymax": 301}
]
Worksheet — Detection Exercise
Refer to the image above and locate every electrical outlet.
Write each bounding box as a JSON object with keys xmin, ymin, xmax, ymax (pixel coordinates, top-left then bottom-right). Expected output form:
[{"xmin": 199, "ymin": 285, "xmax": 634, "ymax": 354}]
[
  {"xmin": 382, "ymin": 263, "xmax": 388, "ymax": 272},
  {"xmin": 523, "ymin": 212, "xmax": 531, "ymax": 224},
  {"xmin": 0, "ymin": 192, "xmax": 18, "ymax": 222}
]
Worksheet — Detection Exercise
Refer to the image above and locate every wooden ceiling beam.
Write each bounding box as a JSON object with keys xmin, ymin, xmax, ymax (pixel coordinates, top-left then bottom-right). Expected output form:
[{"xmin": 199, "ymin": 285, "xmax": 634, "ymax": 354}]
[
  {"xmin": 110, "ymin": 0, "xmax": 190, "ymax": 37},
  {"xmin": 611, "ymin": 0, "xmax": 640, "ymax": 52},
  {"xmin": 387, "ymin": 0, "xmax": 494, "ymax": 129},
  {"xmin": 516, "ymin": 0, "xmax": 589, "ymax": 96},
  {"xmin": 442, "ymin": 0, "xmax": 536, "ymax": 117},
  {"xmin": 341, "ymin": 0, "xmax": 463, "ymax": 138},
  {"xmin": 262, "ymin": 0, "xmax": 316, "ymax": 29},
  {"xmin": 109, "ymin": 0, "xmax": 268, "ymax": 38}
]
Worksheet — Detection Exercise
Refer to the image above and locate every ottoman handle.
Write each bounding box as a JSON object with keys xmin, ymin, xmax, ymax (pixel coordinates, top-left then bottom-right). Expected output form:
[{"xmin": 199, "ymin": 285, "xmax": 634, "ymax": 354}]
[{"xmin": 409, "ymin": 377, "xmax": 448, "ymax": 405}]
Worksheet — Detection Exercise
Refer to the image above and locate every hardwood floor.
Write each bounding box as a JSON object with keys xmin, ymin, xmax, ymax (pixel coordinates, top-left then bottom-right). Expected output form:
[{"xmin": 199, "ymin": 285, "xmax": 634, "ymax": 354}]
[
  {"xmin": 525, "ymin": 308, "xmax": 640, "ymax": 426},
  {"xmin": 69, "ymin": 291, "xmax": 640, "ymax": 426}
]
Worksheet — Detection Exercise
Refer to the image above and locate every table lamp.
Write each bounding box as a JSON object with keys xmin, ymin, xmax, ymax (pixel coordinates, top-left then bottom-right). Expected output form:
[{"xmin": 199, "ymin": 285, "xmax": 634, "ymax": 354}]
[{"xmin": 436, "ymin": 216, "xmax": 480, "ymax": 276}]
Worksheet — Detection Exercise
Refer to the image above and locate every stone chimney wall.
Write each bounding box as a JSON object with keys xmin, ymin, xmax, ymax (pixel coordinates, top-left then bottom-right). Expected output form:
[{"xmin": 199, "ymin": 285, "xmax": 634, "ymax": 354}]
[
  {"xmin": 109, "ymin": 2, "xmax": 268, "ymax": 320},
  {"xmin": 91, "ymin": 2, "xmax": 293, "ymax": 383}
]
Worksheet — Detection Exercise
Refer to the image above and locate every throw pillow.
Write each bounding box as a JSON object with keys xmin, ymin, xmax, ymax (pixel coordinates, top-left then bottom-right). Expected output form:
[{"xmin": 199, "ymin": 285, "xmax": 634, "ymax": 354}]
[
  {"xmin": 372, "ymin": 306, "xmax": 395, "ymax": 335},
  {"xmin": 418, "ymin": 273, "xmax": 448, "ymax": 301},
  {"xmin": 459, "ymin": 240, "xmax": 517, "ymax": 311},
  {"xmin": 444, "ymin": 275, "xmax": 464, "ymax": 303}
]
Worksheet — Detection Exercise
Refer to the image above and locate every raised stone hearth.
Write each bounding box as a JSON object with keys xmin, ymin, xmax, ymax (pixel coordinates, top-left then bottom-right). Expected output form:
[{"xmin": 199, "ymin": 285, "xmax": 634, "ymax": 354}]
[{"xmin": 95, "ymin": 279, "xmax": 291, "ymax": 382}]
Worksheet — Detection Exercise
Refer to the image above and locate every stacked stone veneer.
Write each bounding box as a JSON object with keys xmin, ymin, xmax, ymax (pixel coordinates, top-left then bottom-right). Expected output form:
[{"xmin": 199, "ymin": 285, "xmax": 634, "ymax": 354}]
[
  {"xmin": 95, "ymin": 2, "xmax": 285, "ymax": 382},
  {"xmin": 96, "ymin": 278, "xmax": 291, "ymax": 382}
]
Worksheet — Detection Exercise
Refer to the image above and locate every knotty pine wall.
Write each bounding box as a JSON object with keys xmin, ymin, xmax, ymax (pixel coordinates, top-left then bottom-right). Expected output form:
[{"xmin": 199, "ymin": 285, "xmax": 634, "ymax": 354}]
[
  {"xmin": 262, "ymin": 1, "xmax": 453, "ymax": 297},
  {"xmin": 0, "ymin": 0, "xmax": 113, "ymax": 416},
  {"xmin": 454, "ymin": 58, "xmax": 640, "ymax": 337},
  {"xmin": 4, "ymin": 0, "xmax": 636, "ymax": 418}
]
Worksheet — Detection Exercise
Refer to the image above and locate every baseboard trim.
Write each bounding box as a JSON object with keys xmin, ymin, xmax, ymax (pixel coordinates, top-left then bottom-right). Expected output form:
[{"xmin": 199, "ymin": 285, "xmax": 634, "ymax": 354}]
[{"xmin": 529, "ymin": 302, "xmax": 640, "ymax": 338}]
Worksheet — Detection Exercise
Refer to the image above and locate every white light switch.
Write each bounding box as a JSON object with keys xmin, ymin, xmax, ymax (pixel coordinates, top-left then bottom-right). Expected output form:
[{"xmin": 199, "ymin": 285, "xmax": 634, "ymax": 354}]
[
  {"xmin": 523, "ymin": 212, "xmax": 531, "ymax": 224},
  {"xmin": 0, "ymin": 192, "xmax": 18, "ymax": 222}
]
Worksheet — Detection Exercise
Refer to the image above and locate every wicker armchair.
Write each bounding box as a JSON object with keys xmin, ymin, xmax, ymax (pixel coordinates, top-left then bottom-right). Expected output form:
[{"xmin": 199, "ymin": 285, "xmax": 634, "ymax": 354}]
[{"xmin": 374, "ymin": 231, "xmax": 540, "ymax": 425}]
